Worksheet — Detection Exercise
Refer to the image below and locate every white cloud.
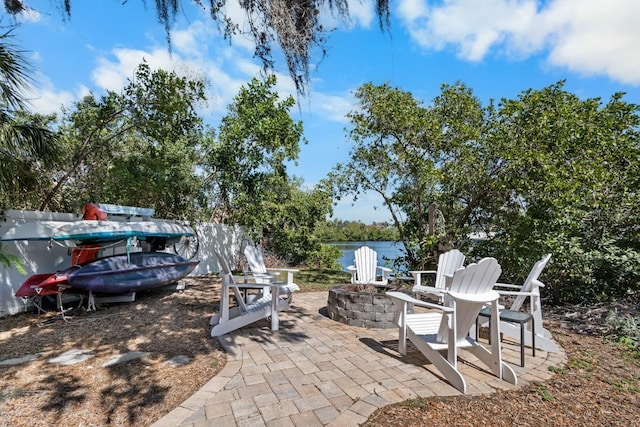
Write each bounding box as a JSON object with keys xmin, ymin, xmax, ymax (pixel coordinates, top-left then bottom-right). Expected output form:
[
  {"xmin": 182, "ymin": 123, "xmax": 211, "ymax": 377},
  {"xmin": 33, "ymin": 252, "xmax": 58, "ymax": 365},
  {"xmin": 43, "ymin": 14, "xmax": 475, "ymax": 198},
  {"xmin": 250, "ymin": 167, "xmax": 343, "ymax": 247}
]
[
  {"xmin": 305, "ymin": 91, "xmax": 355, "ymax": 123},
  {"xmin": 397, "ymin": 0, "xmax": 540, "ymax": 60},
  {"xmin": 26, "ymin": 81, "xmax": 84, "ymax": 115},
  {"xmin": 87, "ymin": 19, "xmax": 287, "ymax": 119},
  {"xmin": 171, "ymin": 21, "xmax": 209, "ymax": 58},
  {"xmin": 346, "ymin": 0, "xmax": 376, "ymax": 29},
  {"xmin": 221, "ymin": 0, "xmax": 261, "ymax": 51},
  {"xmin": 317, "ymin": 0, "xmax": 376, "ymax": 31},
  {"xmin": 23, "ymin": 4, "xmax": 363, "ymax": 128},
  {"xmin": 16, "ymin": 6, "xmax": 42, "ymax": 23},
  {"xmin": 541, "ymin": 0, "xmax": 640, "ymax": 84},
  {"xmin": 92, "ymin": 47, "xmax": 174, "ymax": 92},
  {"xmin": 397, "ymin": 0, "xmax": 640, "ymax": 84}
]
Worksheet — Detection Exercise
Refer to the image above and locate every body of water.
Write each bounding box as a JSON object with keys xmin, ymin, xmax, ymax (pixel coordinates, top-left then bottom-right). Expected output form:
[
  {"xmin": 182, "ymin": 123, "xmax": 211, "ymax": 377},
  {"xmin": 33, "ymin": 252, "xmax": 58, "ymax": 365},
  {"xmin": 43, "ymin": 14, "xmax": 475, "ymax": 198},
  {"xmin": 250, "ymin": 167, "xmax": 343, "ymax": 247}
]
[{"xmin": 327, "ymin": 241, "xmax": 405, "ymax": 272}]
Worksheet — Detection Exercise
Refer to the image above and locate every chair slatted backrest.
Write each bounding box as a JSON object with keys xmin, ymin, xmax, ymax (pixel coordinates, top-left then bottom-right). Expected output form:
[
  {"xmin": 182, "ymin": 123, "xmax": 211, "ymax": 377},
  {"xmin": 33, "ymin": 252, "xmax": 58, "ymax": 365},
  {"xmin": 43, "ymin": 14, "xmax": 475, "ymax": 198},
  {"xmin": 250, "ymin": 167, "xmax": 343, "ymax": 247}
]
[
  {"xmin": 354, "ymin": 246, "xmax": 378, "ymax": 283},
  {"xmin": 510, "ymin": 254, "xmax": 551, "ymax": 312},
  {"xmin": 435, "ymin": 249, "xmax": 466, "ymax": 290},
  {"xmin": 244, "ymin": 245, "xmax": 271, "ymax": 284},
  {"xmin": 438, "ymin": 257, "xmax": 501, "ymax": 343},
  {"xmin": 215, "ymin": 251, "xmax": 247, "ymax": 312}
]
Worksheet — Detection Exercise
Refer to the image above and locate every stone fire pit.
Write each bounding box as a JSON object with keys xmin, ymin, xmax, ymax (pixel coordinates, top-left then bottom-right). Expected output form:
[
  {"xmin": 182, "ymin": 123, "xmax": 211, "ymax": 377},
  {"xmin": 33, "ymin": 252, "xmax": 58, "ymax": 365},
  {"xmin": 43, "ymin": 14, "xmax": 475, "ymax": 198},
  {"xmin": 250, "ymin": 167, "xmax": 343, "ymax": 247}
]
[{"xmin": 326, "ymin": 283, "xmax": 412, "ymax": 329}]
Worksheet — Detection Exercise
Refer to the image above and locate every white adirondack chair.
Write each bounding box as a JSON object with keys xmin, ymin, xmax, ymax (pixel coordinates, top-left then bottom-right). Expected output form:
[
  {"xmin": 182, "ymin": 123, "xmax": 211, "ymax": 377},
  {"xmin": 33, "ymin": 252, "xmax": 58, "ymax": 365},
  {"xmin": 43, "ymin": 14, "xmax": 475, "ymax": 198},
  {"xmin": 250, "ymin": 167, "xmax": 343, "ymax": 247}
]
[
  {"xmin": 347, "ymin": 245, "xmax": 392, "ymax": 285},
  {"xmin": 210, "ymin": 252, "xmax": 293, "ymax": 337},
  {"xmin": 489, "ymin": 253, "xmax": 559, "ymax": 353},
  {"xmin": 387, "ymin": 257, "xmax": 517, "ymax": 393},
  {"xmin": 243, "ymin": 244, "xmax": 300, "ymax": 303},
  {"xmin": 410, "ymin": 249, "xmax": 466, "ymax": 302}
]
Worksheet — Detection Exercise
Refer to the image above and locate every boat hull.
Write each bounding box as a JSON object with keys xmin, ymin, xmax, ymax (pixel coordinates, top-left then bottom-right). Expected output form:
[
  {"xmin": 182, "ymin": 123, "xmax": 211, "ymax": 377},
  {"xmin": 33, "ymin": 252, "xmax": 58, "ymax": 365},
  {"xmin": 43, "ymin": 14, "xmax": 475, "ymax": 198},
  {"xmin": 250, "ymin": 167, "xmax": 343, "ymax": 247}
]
[
  {"xmin": 67, "ymin": 252, "xmax": 199, "ymax": 294},
  {"xmin": 14, "ymin": 273, "xmax": 63, "ymax": 297},
  {"xmin": 1, "ymin": 220, "xmax": 195, "ymax": 243}
]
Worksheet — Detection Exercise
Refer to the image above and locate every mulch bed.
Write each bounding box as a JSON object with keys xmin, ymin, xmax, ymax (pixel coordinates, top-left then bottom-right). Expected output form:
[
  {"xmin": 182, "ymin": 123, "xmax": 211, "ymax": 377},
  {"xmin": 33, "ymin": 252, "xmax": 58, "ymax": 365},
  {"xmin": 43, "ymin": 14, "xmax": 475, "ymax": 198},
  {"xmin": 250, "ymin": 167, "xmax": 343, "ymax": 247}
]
[
  {"xmin": 0, "ymin": 276, "xmax": 226, "ymax": 427},
  {"xmin": 364, "ymin": 297, "xmax": 640, "ymax": 426}
]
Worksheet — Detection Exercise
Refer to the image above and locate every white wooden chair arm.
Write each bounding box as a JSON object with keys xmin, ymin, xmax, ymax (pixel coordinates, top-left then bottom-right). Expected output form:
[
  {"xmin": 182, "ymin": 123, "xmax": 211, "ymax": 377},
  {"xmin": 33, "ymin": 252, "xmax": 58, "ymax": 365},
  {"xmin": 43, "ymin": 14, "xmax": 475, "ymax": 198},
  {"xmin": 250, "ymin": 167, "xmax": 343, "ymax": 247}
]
[
  {"xmin": 531, "ymin": 279, "xmax": 545, "ymax": 288},
  {"xmin": 231, "ymin": 272, "xmax": 276, "ymax": 284},
  {"xmin": 497, "ymin": 290, "xmax": 536, "ymax": 297},
  {"xmin": 266, "ymin": 268, "xmax": 298, "ymax": 285},
  {"xmin": 386, "ymin": 291, "xmax": 453, "ymax": 312},
  {"xmin": 379, "ymin": 266, "xmax": 392, "ymax": 273},
  {"xmin": 251, "ymin": 272, "xmax": 277, "ymax": 279},
  {"xmin": 228, "ymin": 280, "xmax": 286, "ymax": 288},
  {"xmin": 494, "ymin": 282, "xmax": 521, "ymax": 289},
  {"xmin": 227, "ymin": 282, "xmax": 271, "ymax": 289},
  {"xmin": 267, "ymin": 267, "xmax": 300, "ymax": 273},
  {"xmin": 449, "ymin": 290, "xmax": 500, "ymax": 303},
  {"xmin": 409, "ymin": 269, "xmax": 437, "ymax": 275},
  {"xmin": 496, "ymin": 279, "xmax": 545, "ymax": 290},
  {"xmin": 413, "ymin": 285, "xmax": 445, "ymax": 294}
]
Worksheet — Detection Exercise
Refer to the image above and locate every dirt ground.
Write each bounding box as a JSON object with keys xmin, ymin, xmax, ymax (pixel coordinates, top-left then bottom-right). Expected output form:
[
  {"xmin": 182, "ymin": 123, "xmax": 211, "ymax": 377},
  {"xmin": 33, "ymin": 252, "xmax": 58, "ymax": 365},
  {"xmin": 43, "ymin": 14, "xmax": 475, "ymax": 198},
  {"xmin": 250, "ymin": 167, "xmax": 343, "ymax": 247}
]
[
  {"xmin": 0, "ymin": 276, "xmax": 226, "ymax": 427},
  {"xmin": 364, "ymin": 298, "xmax": 640, "ymax": 427},
  {"xmin": 1, "ymin": 277, "xmax": 639, "ymax": 427}
]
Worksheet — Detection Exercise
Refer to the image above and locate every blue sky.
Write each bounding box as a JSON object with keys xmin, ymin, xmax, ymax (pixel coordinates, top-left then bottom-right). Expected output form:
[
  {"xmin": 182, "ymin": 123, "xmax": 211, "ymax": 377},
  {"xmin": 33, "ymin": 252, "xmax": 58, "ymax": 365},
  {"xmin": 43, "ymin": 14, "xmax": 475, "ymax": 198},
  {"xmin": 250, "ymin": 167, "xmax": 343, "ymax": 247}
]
[{"xmin": 10, "ymin": 0, "xmax": 640, "ymax": 223}]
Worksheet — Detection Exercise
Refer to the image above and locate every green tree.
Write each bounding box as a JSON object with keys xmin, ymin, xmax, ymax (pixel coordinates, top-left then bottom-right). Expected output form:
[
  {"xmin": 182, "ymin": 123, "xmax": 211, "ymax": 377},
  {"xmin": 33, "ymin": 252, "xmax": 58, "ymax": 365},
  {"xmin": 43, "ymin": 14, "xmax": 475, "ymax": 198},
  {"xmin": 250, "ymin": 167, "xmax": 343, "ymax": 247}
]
[
  {"xmin": 0, "ymin": 28, "xmax": 58, "ymax": 271},
  {"xmin": 206, "ymin": 75, "xmax": 303, "ymax": 228},
  {"xmin": 265, "ymin": 181, "xmax": 336, "ymax": 266},
  {"xmin": 473, "ymin": 83, "xmax": 640, "ymax": 304},
  {"xmin": 326, "ymin": 82, "xmax": 481, "ymax": 270},
  {"xmin": 328, "ymin": 81, "xmax": 640, "ymax": 304},
  {"xmin": 206, "ymin": 75, "xmax": 334, "ymax": 265},
  {"xmin": 41, "ymin": 61, "xmax": 209, "ymax": 218},
  {"xmin": 314, "ymin": 219, "xmax": 398, "ymax": 241},
  {"xmin": 0, "ymin": 110, "xmax": 58, "ymax": 209}
]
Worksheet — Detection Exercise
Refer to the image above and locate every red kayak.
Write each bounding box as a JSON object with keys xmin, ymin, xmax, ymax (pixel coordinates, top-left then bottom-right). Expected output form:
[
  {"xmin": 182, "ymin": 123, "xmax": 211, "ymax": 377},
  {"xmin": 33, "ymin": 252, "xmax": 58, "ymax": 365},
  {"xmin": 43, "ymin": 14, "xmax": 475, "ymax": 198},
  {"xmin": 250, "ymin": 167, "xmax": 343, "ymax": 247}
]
[{"xmin": 14, "ymin": 269, "xmax": 78, "ymax": 297}]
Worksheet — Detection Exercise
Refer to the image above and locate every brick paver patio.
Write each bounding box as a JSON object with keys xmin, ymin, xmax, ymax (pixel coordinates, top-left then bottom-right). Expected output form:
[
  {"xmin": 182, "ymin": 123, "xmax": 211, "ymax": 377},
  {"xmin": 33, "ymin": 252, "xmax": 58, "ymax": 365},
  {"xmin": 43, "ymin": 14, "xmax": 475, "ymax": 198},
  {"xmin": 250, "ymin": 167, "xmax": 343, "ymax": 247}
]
[{"xmin": 152, "ymin": 292, "xmax": 566, "ymax": 427}]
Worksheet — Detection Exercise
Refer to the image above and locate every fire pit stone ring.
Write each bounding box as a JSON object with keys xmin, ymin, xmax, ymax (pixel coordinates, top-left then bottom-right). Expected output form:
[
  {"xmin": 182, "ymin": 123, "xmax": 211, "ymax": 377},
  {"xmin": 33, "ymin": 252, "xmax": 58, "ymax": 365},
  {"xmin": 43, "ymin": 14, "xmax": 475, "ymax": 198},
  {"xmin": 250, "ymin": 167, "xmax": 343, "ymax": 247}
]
[{"xmin": 326, "ymin": 283, "xmax": 413, "ymax": 329}]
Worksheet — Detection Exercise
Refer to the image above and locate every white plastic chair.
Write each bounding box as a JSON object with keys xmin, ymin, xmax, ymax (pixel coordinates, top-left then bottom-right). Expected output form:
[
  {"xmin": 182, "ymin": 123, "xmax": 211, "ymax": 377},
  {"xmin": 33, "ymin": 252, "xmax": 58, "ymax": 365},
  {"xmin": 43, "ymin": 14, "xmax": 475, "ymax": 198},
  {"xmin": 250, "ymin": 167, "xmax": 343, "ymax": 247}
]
[
  {"xmin": 210, "ymin": 252, "xmax": 291, "ymax": 337},
  {"xmin": 347, "ymin": 245, "xmax": 392, "ymax": 285},
  {"xmin": 410, "ymin": 249, "xmax": 465, "ymax": 302},
  {"xmin": 489, "ymin": 254, "xmax": 559, "ymax": 353},
  {"xmin": 243, "ymin": 244, "xmax": 300, "ymax": 303},
  {"xmin": 387, "ymin": 257, "xmax": 517, "ymax": 393}
]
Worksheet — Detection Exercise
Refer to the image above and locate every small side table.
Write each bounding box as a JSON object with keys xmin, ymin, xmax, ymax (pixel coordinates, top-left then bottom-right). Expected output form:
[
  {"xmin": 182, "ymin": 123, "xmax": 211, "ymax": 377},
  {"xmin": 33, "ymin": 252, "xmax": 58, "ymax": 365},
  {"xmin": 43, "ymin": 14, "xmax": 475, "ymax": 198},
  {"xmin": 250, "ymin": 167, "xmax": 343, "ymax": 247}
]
[{"xmin": 476, "ymin": 307, "xmax": 535, "ymax": 367}]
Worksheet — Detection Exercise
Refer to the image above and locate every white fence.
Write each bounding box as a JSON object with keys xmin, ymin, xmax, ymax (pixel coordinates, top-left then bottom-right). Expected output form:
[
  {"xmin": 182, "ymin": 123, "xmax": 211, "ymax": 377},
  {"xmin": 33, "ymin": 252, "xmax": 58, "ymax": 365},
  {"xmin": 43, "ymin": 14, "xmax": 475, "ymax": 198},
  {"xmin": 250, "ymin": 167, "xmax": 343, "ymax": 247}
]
[{"xmin": 0, "ymin": 209, "xmax": 245, "ymax": 317}]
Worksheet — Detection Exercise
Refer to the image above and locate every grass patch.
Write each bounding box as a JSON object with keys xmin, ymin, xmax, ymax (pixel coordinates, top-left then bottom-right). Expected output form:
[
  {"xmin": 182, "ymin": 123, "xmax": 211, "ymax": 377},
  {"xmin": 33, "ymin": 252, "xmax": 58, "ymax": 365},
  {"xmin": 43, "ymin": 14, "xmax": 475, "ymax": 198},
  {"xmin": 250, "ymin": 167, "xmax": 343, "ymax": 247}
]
[
  {"xmin": 566, "ymin": 356, "xmax": 594, "ymax": 371},
  {"xmin": 548, "ymin": 365, "xmax": 567, "ymax": 374},
  {"xmin": 531, "ymin": 384, "xmax": 554, "ymax": 401},
  {"xmin": 607, "ymin": 376, "xmax": 640, "ymax": 393}
]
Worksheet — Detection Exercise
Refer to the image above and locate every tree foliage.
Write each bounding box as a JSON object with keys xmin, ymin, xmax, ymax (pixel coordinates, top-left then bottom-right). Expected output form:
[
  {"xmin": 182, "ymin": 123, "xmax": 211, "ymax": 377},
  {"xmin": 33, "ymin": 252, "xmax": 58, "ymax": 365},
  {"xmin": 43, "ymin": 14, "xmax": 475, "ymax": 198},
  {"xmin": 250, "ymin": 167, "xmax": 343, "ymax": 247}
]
[
  {"xmin": 206, "ymin": 75, "xmax": 303, "ymax": 226},
  {"xmin": 314, "ymin": 219, "xmax": 398, "ymax": 242},
  {"xmin": 0, "ymin": 57, "xmax": 335, "ymax": 266},
  {"xmin": 205, "ymin": 75, "xmax": 334, "ymax": 264},
  {"xmin": 4, "ymin": 0, "xmax": 390, "ymax": 95},
  {"xmin": 19, "ymin": 61, "xmax": 210, "ymax": 218},
  {"xmin": 475, "ymin": 84, "xmax": 640, "ymax": 304},
  {"xmin": 0, "ymin": 27, "xmax": 59, "ymax": 269},
  {"xmin": 328, "ymin": 81, "xmax": 640, "ymax": 304}
]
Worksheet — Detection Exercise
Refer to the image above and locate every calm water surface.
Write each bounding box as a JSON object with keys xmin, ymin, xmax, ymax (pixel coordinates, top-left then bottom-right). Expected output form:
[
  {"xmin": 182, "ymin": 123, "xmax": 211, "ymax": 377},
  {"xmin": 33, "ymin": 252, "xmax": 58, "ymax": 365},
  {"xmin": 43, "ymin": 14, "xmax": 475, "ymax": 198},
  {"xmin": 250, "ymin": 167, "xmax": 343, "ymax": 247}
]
[{"xmin": 327, "ymin": 241, "xmax": 405, "ymax": 272}]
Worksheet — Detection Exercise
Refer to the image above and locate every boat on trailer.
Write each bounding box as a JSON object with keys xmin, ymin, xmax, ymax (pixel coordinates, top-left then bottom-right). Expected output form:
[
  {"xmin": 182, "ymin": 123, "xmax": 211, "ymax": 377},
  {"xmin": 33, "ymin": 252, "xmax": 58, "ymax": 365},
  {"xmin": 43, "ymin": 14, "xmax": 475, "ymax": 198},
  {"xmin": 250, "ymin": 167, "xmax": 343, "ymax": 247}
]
[{"xmin": 8, "ymin": 203, "xmax": 200, "ymax": 312}]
